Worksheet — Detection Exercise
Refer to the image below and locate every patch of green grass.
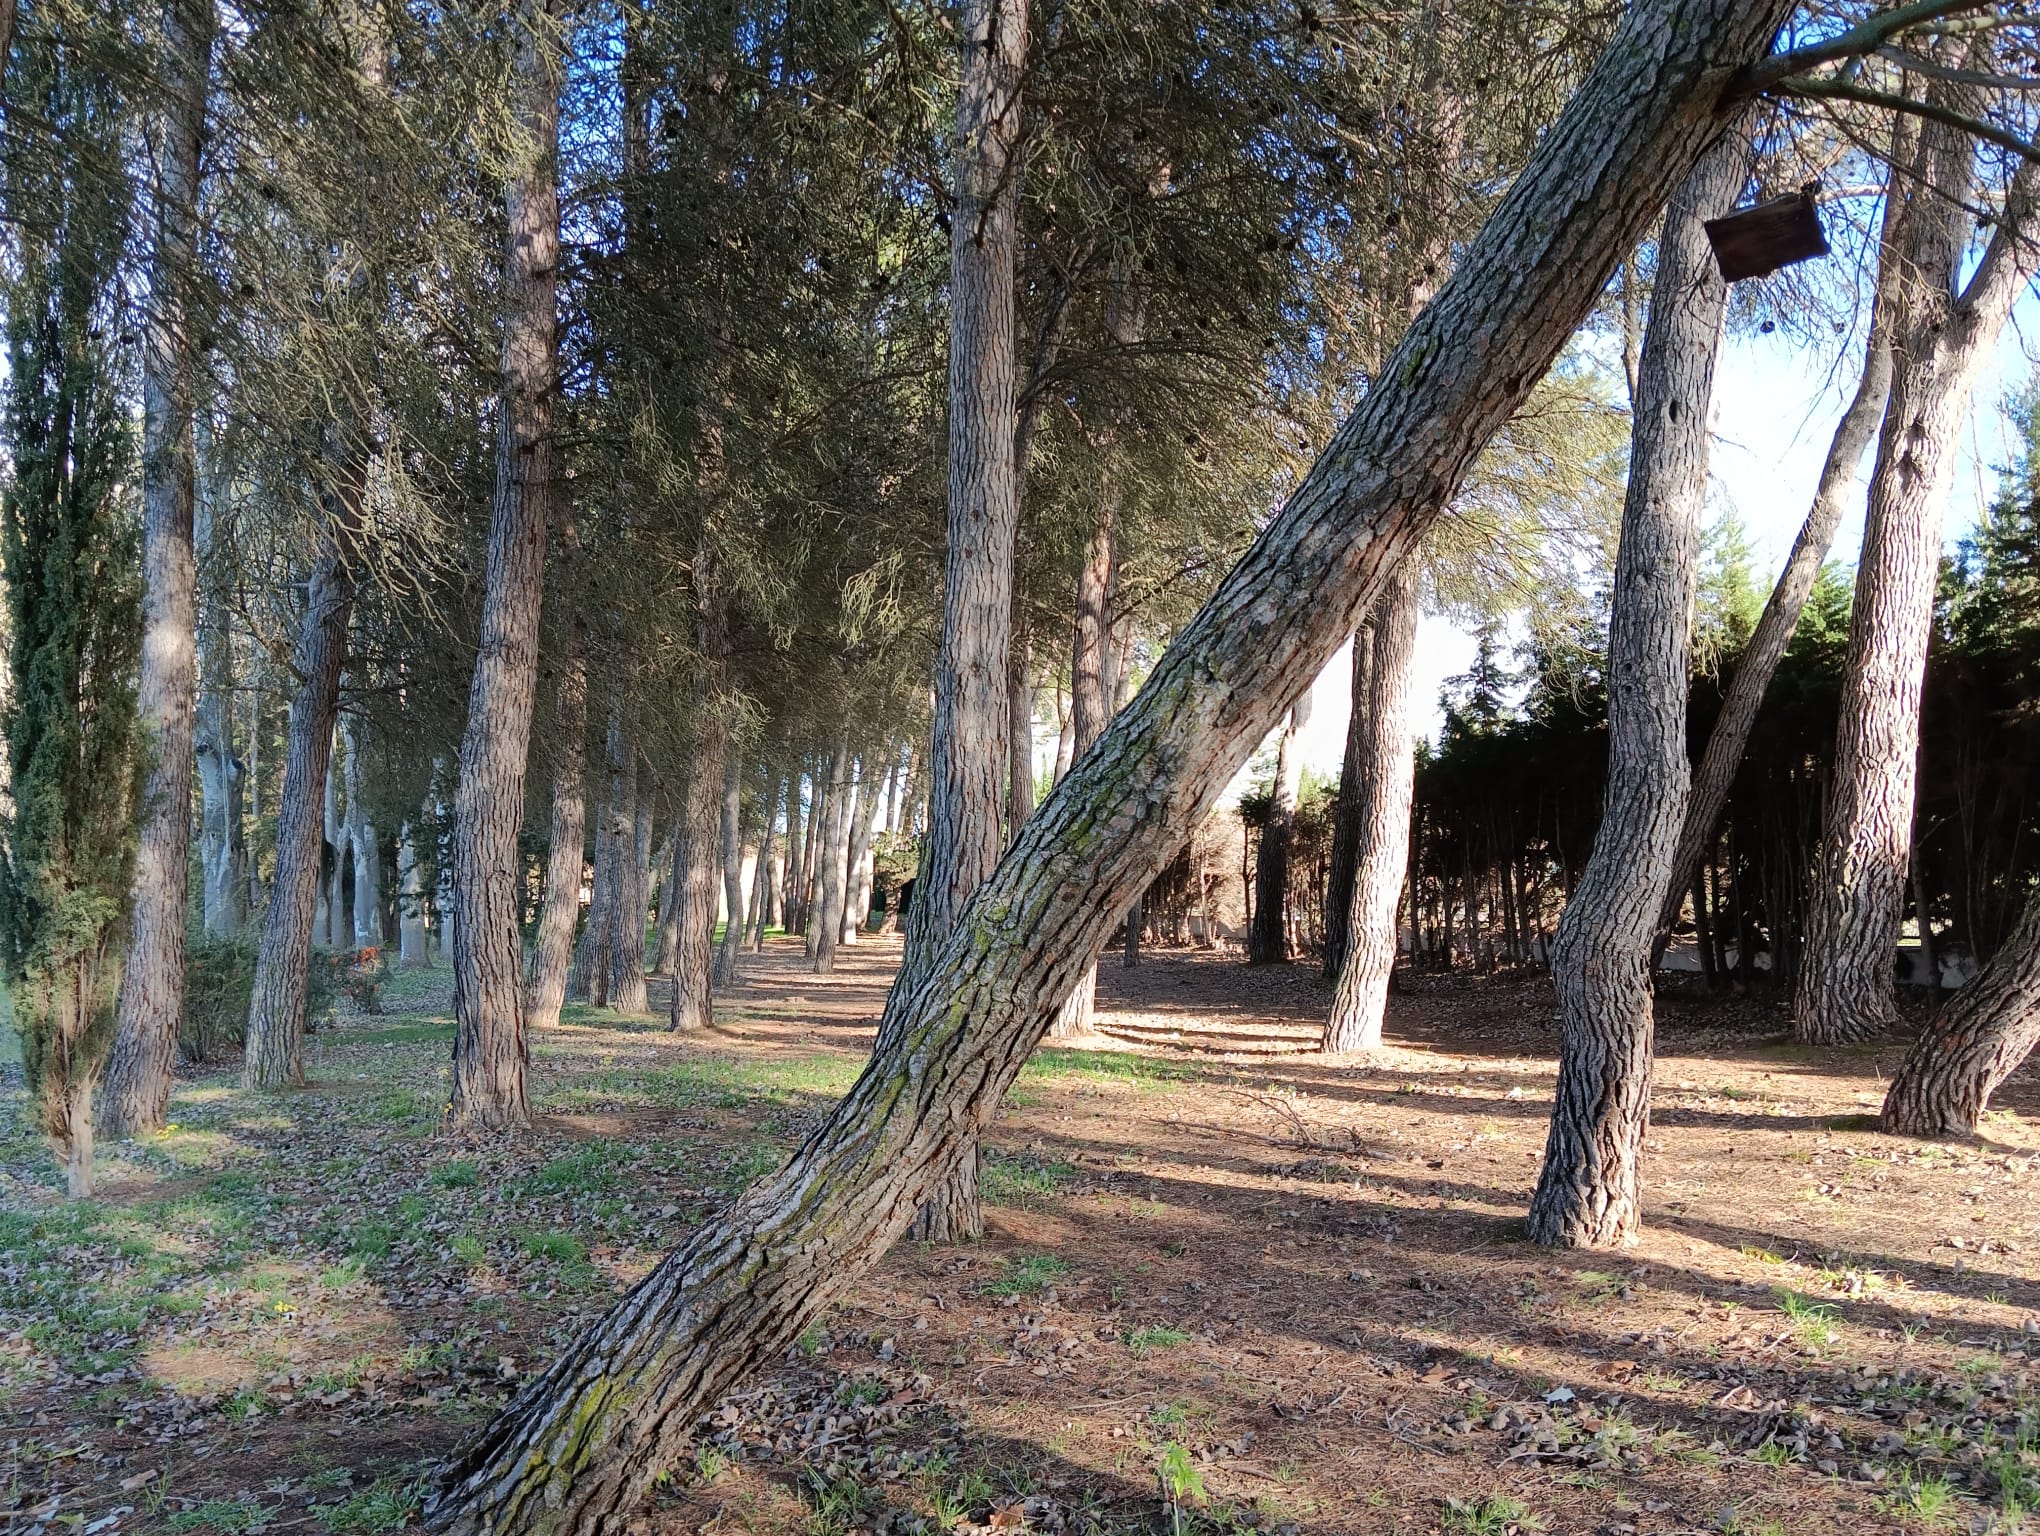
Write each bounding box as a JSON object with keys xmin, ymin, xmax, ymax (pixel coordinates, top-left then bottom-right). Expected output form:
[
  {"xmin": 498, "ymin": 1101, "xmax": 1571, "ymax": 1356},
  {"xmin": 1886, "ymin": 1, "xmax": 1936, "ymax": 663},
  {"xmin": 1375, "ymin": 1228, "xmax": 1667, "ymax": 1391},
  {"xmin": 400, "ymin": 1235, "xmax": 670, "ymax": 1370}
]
[
  {"xmin": 518, "ymin": 1230, "xmax": 587, "ymax": 1265},
  {"xmin": 1774, "ymin": 1288, "xmax": 1840, "ymax": 1349},
  {"xmin": 626, "ymin": 1054, "xmax": 860, "ymax": 1113},
  {"xmin": 319, "ymin": 1258, "xmax": 367, "ymax": 1290},
  {"xmin": 800, "ymin": 1469, "xmax": 873, "ymax": 1535},
  {"xmin": 984, "ymin": 1253, "xmax": 1070, "ymax": 1297},
  {"xmin": 450, "ymin": 1235, "xmax": 486, "ymax": 1265},
  {"xmin": 0, "ymin": 1206, "xmax": 195, "ymax": 1373},
  {"xmin": 434, "ymin": 1159, "xmax": 479, "ymax": 1189},
  {"xmin": 1441, "ymin": 1494, "xmax": 1545, "ymax": 1535},
  {"xmin": 981, "ymin": 1150, "xmax": 1075, "ymax": 1205},
  {"xmin": 1751, "ymin": 1438, "xmax": 1794, "ymax": 1468},
  {"xmin": 835, "ymin": 1377, "xmax": 889, "ymax": 1407},
  {"xmin": 349, "ymin": 1221, "xmax": 396, "ymax": 1260},
  {"xmin": 1125, "ymin": 1325, "xmax": 1194, "ymax": 1355},
  {"xmin": 717, "ymin": 1140, "xmax": 785, "ymax": 1194},
  {"xmin": 167, "ymin": 1499, "xmax": 277, "ymax": 1533},
  {"xmin": 1020, "ymin": 1048, "xmax": 1199, "ymax": 1089},
  {"xmin": 1880, "ymin": 1468, "xmax": 1966, "ymax": 1529},
  {"xmin": 345, "ymin": 1020, "xmax": 455, "ymax": 1047},
  {"xmin": 313, "ymin": 1478, "xmax": 418, "ymax": 1533},
  {"xmin": 524, "ymin": 1142, "xmax": 629, "ymax": 1195}
]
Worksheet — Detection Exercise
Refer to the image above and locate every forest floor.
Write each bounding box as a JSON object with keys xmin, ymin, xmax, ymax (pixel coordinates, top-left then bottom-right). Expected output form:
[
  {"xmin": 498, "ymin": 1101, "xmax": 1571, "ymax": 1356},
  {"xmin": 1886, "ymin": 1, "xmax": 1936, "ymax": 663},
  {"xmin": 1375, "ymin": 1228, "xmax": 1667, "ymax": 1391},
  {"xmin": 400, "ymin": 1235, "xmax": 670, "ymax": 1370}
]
[{"xmin": 4, "ymin": 940, "xmax": 2040, "ymax": 1536}]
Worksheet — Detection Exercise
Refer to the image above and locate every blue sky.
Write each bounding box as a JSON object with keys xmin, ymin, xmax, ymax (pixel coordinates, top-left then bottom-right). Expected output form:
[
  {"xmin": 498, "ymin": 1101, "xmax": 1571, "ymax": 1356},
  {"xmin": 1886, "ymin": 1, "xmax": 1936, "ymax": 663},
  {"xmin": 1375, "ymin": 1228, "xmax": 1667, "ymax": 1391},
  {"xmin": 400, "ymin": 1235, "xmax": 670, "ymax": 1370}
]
[{"xmin": 1286, "ymin": 288, "xmax": 2040, "ymax": 777}]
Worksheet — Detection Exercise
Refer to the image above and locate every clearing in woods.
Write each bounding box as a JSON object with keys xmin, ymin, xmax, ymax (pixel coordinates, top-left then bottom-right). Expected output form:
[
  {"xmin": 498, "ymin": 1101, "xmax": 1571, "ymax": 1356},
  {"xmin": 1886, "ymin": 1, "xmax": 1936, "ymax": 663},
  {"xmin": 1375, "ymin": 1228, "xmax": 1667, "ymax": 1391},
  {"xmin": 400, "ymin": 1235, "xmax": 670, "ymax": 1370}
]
[{"xmin": 5, "ymin": 940, "xmax": 2038, "ymax": 1535}]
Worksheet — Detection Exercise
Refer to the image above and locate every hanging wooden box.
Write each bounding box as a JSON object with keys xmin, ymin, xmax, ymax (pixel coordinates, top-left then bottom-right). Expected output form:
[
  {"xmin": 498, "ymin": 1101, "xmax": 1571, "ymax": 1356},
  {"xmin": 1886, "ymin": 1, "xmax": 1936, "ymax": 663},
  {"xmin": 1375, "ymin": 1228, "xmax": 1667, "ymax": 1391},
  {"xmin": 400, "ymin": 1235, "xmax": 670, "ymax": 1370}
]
[{"xmin": 1703, "ymin": 188, "xmax": 1828, "ymax": 282}]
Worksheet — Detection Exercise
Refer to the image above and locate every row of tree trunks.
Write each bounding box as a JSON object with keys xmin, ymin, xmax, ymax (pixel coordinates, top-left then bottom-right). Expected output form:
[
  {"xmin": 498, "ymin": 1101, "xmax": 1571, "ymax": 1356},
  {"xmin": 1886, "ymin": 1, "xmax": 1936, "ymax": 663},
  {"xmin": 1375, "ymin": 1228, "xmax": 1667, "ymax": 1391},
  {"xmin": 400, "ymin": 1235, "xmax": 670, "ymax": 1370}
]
[
  {"xmin": 98, "ymin": 0, "xmax": 213, "ymax": 1141},
  {"xmin": 1249, "ymin": 695, "xmax": 1309, "ymax": 963},
  {"xmin": 1324, "ymin": 561, "xmax": 1422, "ymax": 1050},
  {"xmin": 342, "ymin": 718, "xmax": 381, "ymax": 946},
  {"xmin": 1526, "ymin": 131, "xmax": 1742, "ymax": 1249},
  {"xmin": 419, "ymin": 4, "xmax": 1802, "ymax": 1522},
  {"xmin": 446, "ymin": 0, "xmax": 561, "ymax": 1129},
  {"xmin": 711, "ymin": 755, "xmax": 746, "ymax": 989},
  {"xmin": 809, "ymin": 737, "xmax": 852, "ymax": 971},
  {"xmin": 1794, "ymin": 82, "xmax": 2040, "ymax": 1045}
]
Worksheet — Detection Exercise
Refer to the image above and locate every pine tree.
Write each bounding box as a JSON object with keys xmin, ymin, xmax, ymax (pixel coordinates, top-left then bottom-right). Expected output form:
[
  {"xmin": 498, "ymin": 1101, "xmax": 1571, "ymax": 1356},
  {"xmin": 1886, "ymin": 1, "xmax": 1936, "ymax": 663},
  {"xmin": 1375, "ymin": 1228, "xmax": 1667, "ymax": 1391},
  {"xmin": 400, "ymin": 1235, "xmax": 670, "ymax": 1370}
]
[{"xmin": 0, "ymin": 28, "xmax": 143, "ymax": 1197}]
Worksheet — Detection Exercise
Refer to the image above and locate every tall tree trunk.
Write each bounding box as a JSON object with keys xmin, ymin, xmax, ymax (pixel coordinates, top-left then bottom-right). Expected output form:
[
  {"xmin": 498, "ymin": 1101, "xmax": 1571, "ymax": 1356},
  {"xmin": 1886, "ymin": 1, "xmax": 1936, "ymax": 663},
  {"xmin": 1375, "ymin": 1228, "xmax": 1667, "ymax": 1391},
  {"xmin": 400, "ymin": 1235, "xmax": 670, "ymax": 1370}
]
[
  {"xmin": 1046, "ymin": 473, "xmax": 1120, "ymax": 1037},
  {"xmin": 1006, "ymin": 609, "xmax": 1034, "ymax": 841},
  {"xmin": 102, "ymin": 0, "xmax": 213, "ymax": 1139},
  {"xmin": 813, "ymin": 750, "xmax": 857, "ymax": 973},
  {"xmin": 1527, "ymin": 134, "xmax": 1741, "ymax": 1247},
  {"xmin": 670, "ymin": 574, "xmax": 731, "ymax": 1033},
  {"xmin": 526, "ymin": 637, "xmax": 587, "ymax": 1031},
  {"xmin": 195, "ymin": 466, "xmax": 247, "ymax": 940},
  {"xmin": 1249, "ymin": 695, "xmax": 1310, "ymax": 964},
  {"xmin": 598, "ymin": 738, "xmax": 639, "ymax": 1005},
  {"xmin": 344, "ymin": 719, "xmax": 382, "ymax": 947},
  {"xmin": 1652, "ymin": 155, "xmax": 1905, "ymax": 964},
  {"xmin": 654, "ymin": 835, "xmax": 679, "ymax": 974},
  {"xmin": 573, "ymin": 693, "xmax": 625, "ymax": 1004},
  {"xmin": 1322, "ymin": 624, "xmax": 1373, "ymax": 980},
  {"xmin": 611, "ymin": 795, "xmax": 652, "ymax": 1012},
  {"xmin": 748, "ymin": 774, "xmax": 781, "ymax": 950},
  {"xmin": 712, "ymin": 754, "xmax": 746, "ymax": 989},
  {"xmin": 419, "ymin": 8, "xmax": 1802, "ymax": 1526},
  {"xmin": 448, "ymin": 0, "xmax": 560, "ymax": 1129},
  {"xmin": 1793, "ymin": 103, "xmax": 2039, "ymax": 1046},
  {"xmin": 325, "ymin": 737, "xmax": 346, "ymax": 945},
  {"xmin": 897, "ymin": 0, "xmax": 1028, "ymax": 993},
  {"xmin": 1324, "ymin": 560, "xmax": 1421, "ymax": 1050},
  {"xmin": 243, "ymin": 535, "xmax": 358, "ymax": 1089},
  {"xmin": 1883, "ymin": 891, "xmax": 2040, "ymax": 1136},
  {"xmin": 399, "ymin": 823, "xmax": 430, "ymax": 968},
  {"xmin": 842, "ymin": 761, "xmax": 886, "ymax": 945}
]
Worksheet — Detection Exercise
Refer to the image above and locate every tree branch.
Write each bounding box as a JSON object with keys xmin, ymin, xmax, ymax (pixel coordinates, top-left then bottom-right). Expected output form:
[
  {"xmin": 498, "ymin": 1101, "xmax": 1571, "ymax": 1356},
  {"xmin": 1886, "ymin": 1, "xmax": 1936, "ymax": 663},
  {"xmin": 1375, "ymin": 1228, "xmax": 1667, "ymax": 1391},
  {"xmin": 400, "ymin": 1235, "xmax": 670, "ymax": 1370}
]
[
  {"xmin": 1773, "ymin": 75, "xmax": 2040, "ymax": 163},
  {"xmin": 1731, "ymin": 0, "xmax": 1995, "ymax": 95}
]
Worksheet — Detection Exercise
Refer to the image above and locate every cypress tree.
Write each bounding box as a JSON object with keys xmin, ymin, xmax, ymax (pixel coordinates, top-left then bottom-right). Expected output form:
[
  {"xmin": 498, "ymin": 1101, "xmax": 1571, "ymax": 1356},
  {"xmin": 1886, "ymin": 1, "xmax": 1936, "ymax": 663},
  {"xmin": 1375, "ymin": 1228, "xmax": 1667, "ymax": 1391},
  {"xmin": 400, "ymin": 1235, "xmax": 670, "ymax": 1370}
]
[{"xmin": 0, "ymin": 26, "xmax": 143, "ymax": 1198}]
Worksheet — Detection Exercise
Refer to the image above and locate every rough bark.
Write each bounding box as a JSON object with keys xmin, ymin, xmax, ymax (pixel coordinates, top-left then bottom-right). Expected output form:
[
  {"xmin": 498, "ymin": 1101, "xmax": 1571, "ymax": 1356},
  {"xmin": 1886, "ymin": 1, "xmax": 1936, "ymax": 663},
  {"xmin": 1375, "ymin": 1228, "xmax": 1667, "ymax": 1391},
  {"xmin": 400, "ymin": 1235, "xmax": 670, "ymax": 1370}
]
[
  {"xmin": 572, "ymin": 712, "xmax": 621, "ymax": 1006},
  {"xmin": 321, "ymin": 745, "xmax": 343, "ymax": 946},
  {"xmin": 448, "ymin": 0, "xmax": 560, "ymax": 1130},
  {"xmin": 1653, "ymin": 152, "xmax": 1905, "ymax": 962},
  {"xmin": 712, "ymin": 754, "xmax": 746, "ymax": 990},
  {"xmin": 611, "ymin": 795, "xmax": 652, "ymax": 1012},
  {"xmin": 527, "ymin": 640, "xmax": 588, "ymax": 1031},
  {"xmin": 813, "ymin": 749, "xmax": 856, "ymax": 973},
  {"xmin": 670, "ymin": 575, "xmax": 731, "ymax": 1032},
  {"xmin": 842, "ymin": 761, "xmax": 885, "ymax": 945},
  {"xmin": 243, "ymin": 538, "xmax": 357, "ymax": 1090},
  {"xmin": 1793, "ymin": 99, "xmax": 2039, "ymax": 1046},
  {"xmin": 1324, "ymin": 560, "xmax": 1422, "ymax": 1050},
  {"xmin": 654, "ymin": 835, "xmax": 679, "ymax": 974},
  {"xmin": 1321, "ymin": 624, "xmax": 1373, "ymax": 980},
  {"xmin": 898, "ymin": 0, "xmax": 1029, "ymax": 992},
  {"xmin": 1883, "ymin": 891, "xmax": 2040, "ymax": 1136},
  {"xmin": 195, "ymin": 446, "xmax": 247, "ymax": 940},
  {"xmin": 1248, "ymin": 695, "xmax": 1310, "ymax": 964},
  {"xmin": 1527, "ymin": 133, "xmax": 1742, "ymax": 1248},
  {"xmin": 101, "ymin": 0, "xmax": 212, "ymax": 1140},
  {"xmin": 1007, "ymin": 613, "xmax": 1034, "ymax": 842},
  {"xmin": 419, "ymin": 6, "xmax": 1798, "ymax": 1526}
]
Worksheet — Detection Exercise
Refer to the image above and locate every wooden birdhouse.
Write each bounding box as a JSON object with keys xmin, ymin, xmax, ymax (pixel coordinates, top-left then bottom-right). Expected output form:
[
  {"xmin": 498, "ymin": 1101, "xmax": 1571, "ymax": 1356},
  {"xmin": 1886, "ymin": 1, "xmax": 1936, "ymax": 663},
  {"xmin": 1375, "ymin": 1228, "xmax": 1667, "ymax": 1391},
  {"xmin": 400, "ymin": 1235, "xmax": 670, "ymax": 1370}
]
[{"xmin": 1703, "ymin": 184, "xmax": 1828, "ymax": 282}]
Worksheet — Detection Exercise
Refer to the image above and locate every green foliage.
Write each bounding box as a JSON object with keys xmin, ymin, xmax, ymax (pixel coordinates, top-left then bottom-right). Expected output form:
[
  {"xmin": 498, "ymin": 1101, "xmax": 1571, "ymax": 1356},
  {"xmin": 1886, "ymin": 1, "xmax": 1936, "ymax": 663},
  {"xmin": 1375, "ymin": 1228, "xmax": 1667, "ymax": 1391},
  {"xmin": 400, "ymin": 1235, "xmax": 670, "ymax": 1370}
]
[
  {"xmin": 182, "ymin": 931, "xmax": 257, "ymax": 1062},
  {"xmin": 980, "ymin": 1150, "xmax": 1075, "ymax": 1206},
  {"xmin": 983, "ymin": 1254, "xmax": 1070, "ymax": 1297},
  {"xmin": 1442, "ymin": 1494, "xmax": 1546, "ymax": 1535},
  {"xmin": 0, "ymin": 25, "xmax": 142, "ymax": 1181}
]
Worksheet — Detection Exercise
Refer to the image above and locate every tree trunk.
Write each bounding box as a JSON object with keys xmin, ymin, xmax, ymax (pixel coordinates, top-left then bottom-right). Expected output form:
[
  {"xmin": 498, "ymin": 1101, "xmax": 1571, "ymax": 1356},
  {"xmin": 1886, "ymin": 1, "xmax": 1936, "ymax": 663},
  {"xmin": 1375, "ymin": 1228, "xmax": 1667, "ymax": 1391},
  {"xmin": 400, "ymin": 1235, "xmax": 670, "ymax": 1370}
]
[
  {"xmin": 897, "ymin": 0, "xmax": 1028, "ymax": 993},
  {"xmin": 1007, "ymin": 609, "xmax": 1034, "ymax": 841},
  {"xmin": 419, "ymin": 7, "xmax": 1799, "ymax": 1525},
  {"xmin": 101, "ymin": 0, "xmax": 212, "ymax": 1140},
  {"xmin": 803, "ymin": 756, "xmax": 835, "ymax": 959},
  {"xmin": 1324, "ymin": 559, "xmax": 1421, "ymax": 1050},
  {"xmin": 842, "ymin": 760, "xmax": 885, "ymax": 945},
  {"xmin": 448, "ymin": 0, "xmax": 559, "ymax": 1130},
  {"xmin": 653, "ymin": 835, "xmax": 679, "ymax": 974},
  {"xmin": 1526, "ymin": 133, "xmax": 1741, "ymax": 1248},
  {"xmin": 1652, "ymin": 155, "xmax": 1904, "ymax": 964},
  {"xmin": 1322, "ymin": 624, "xmax": 1373, "ymax": 980},
  {"xmin": 321, "ymin": 745, "xmax": 343, "ymax": 946},
  {"xmin": 243, "ymin": 537, "xmax": 357, "ymax": 1090},
  {"xmin": 195, "ymin": 463, "xmax": 247, "ymax": 941},
  {"xmin": 611, "ymin": 795, "xmax": 652, "ymax": 1012},
  {"xmin": 813, "ymin": 749, "xmax": 857, "ymax": 973},
  {"xmin": 1794, "ymin": 103, "xmax": 2039, "ymax": 1046},
  {"xmin": 399, "ymin": 823, "xmax": 430, "ymax": 968},
  {"xmin": 712, "ymin": 753, "xmax": 746, "ymax": 990},
  {"xmin": 344, "ymin": 719, "xmax": 382, "ymax": 947},
  {"xmin": 670, "ymin": 575, "xmax": 731, "ymax": 1032},
  {"xmin": 1883, "ymin": 891, "xmax": 2040, "ymax": 1136},
  {"xmin": 526, "ymin": 639, "xmax": 587, "ymax": 1031},
  {"xmin": 749, "ymin": 773, "xmax": 781, "ymax": 950},
  {"xmin": 1249, "ymin": 695, "xmax": 1310, "ymax": 964}
]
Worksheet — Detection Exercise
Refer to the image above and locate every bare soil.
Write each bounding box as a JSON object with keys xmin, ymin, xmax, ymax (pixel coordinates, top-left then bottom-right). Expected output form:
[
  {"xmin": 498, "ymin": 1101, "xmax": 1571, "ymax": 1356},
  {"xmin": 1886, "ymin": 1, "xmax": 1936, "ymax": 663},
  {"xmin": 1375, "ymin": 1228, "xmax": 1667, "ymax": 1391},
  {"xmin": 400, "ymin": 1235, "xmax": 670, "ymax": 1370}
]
[{"xmin": 5, "ymin": 937, "xmax": 2038, "ymax": 1536}]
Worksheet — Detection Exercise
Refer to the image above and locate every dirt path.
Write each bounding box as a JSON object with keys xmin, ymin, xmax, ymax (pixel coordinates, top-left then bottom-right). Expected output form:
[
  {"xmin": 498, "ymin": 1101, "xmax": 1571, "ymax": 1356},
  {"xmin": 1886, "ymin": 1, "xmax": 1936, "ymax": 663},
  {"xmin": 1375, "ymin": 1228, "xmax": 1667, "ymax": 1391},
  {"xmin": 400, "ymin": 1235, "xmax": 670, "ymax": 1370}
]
[{"xmin": 3, "ymin": 940, "xmax": 2037, "ymax": 1534}]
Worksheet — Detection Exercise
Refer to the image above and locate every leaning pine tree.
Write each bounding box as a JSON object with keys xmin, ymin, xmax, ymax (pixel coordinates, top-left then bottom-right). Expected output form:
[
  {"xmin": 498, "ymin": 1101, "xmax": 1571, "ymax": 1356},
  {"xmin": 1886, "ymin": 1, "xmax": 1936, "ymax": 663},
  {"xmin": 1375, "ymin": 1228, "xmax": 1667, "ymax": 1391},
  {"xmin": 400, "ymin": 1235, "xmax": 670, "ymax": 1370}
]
[
  {"xmin": 420, "ymin": 0, "xmax": 1819, "ymax": 1526},
  {"xmin": 0, "ymin": 75, "xmax": 145, "ymax": 1196}
]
